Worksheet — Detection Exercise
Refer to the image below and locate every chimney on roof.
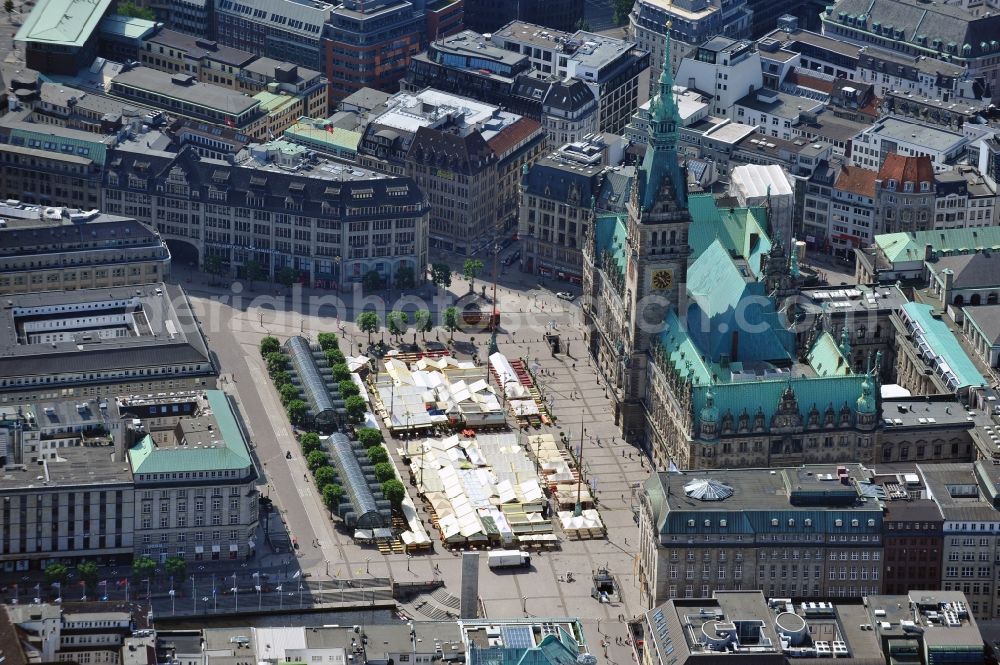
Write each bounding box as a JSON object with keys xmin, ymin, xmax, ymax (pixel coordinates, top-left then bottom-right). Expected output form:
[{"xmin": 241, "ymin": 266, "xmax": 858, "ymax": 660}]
[{"xmin": 924, "ymin": 243, "xmax": 933, "ymax": 262}]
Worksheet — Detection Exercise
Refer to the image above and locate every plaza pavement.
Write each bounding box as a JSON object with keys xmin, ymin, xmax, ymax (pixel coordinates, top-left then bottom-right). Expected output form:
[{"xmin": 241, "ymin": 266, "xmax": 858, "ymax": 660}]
[{"xmin": 174, "ymin": 263, "xmax": 647, "ymax": 664}]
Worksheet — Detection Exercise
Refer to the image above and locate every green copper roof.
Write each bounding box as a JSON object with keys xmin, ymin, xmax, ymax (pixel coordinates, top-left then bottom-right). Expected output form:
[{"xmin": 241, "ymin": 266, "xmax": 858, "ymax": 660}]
[
  {"xmin": 15, "ymin": 0, "xmax": 113, "ymax": 46},
  {"xmin": 128, "ymin": 391, "xmax": 253, "ymax": 475},
  {"xmin": 688, "ymin": 195, "xmax": 771, "ymax": 277},
  {"xmin": 693, "ymin": 374, "xmax": 869, "ymax": 432},
  {"xmin": 877, "ymin": 227, "xmax": 1000, "ymax": 263},
  {"xmin": 688, "ymin": 240, "xmax": 748, "ymax": 319},
  {"xmin": 808, "ymin": 331, "xmax": 851, "ymax": 376},
  {"xmin": 594, "ymin": 213, "xmax": 627, "ymax": 273},
  {"xmin": 660, "ymin": 309, "xmax": 714, "ymax": 386},
  {"xmin": 901, "ymin": 302, "xmax": 985, "ymax": 390}
]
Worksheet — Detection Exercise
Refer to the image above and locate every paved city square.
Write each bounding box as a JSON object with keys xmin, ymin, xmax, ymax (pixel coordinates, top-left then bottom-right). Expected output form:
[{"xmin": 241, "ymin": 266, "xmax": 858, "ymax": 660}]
[{"xmin": 176, "ymin": 261, "xmax": 646, "ymax": 662}]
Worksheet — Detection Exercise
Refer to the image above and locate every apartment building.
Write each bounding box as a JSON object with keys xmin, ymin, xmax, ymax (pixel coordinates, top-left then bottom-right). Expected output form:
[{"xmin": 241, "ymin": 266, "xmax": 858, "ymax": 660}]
[
  {"xmin": 0, "ymin": 283, "xmax": 215, "ymax": 404},
  {"xmin": 0, "ymin": 205, "xmax": 169, "ymax": 296},
  {"xmin": 126, "ymin": 391, "xmax": 259, "ymax": 562},
  {"xmin": 638, "ymin": 465, "xmax": 884, "ymax": 608},
  {"xmin": 873, "ymin": 154, "xmax": 935, "ymax": 235},
  {"xmin": 358, "ymin": 89, "xmax": 544, "ymax": 255},
  {"xmin": 103, "ymin": 138, "xmax": 429, "ymax": 289}
]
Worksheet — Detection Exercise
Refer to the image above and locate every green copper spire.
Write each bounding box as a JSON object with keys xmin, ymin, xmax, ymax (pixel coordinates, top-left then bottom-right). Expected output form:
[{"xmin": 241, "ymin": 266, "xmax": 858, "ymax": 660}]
[{"xmin": 639, "ymin": 21, "xmax": 685, "ymax": 211}]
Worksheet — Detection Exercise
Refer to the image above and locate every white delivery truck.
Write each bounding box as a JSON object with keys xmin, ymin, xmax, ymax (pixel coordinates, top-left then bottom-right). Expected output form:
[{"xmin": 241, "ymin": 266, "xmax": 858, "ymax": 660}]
[{"xmin": 487, "ymin": 550, "xmax": 531, "ymax": 569}]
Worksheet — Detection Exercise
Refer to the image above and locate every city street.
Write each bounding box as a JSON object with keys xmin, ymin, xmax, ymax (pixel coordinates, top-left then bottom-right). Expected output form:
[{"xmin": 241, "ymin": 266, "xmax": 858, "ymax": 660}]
[{"xmin": 172, "ymin": 262, "xmax": 645, "ymax": 663}]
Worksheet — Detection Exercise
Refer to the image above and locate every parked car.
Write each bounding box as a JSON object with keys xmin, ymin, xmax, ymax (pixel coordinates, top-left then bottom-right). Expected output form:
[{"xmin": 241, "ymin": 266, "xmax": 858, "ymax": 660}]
[{"xmin": 556, "ymin": 291, "xmax": 575, "ymax": 301}]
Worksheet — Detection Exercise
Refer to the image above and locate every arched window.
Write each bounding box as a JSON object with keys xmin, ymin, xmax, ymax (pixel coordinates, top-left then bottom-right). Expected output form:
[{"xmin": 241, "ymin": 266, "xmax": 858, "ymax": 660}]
[
  {"xmin": 954, "ymin": 295, "xmax": 965, "ymax": 307},
  {"xmin": 988, "ymin": 292, "xmax": 998, "ymax": 305},
  {"xmin": 971, "ymin": 294, "xmax": 982, "ymax": 306}
]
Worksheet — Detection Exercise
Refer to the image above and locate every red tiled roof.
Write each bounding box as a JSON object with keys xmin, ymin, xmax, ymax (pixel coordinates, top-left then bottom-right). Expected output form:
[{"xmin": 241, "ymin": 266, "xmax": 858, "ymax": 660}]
[
  {"xmin": 834, "ymin": 164, "xmax": 877, "ymax": 198},
  {"xmin": 786, "ymin": 70, "xmax": 835, "ymax": 94},
  {"xmin": 878, "ymin": 152, "xmax": 934, "ymax": 185},
  {"xmin": 487, "ymin": 117, "xmax": 543, "ymax": 159}
]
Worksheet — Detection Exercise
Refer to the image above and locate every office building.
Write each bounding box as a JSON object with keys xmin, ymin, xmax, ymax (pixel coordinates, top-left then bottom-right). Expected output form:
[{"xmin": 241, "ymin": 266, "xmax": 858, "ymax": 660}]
[
  {"xmin": 0, "ymin": 400, "xmax": 135, "ymax": 570},
  {"xmin": 921, "ymin": 462, "xmax": 1000, "ymax": 619},
  {"xmin": 464, "ymin": 0, "xmax": 582, "ymax": 34},
  {"xmin": 0, "ymin": 283, "xmax": 215, "ymax": 404},
  {"xmin": 874, "ymin": 154, "xmax": 935, "ymax": 235},
  {"xmin": 638, "ymin": 464, "xmax": 884, "ymax": 607},
  {"xmin": 828, "ymin": 164, "xmax": 877, "ymax": 258},
  {"xmin": 0, "ymin": 204, "xmax": 170, "ymax": 295},
  {"xmin": 875, "ymin": 472, "xmax": 944, "ymax": 595},
  {"xmin": 853, "ymin": 118, "xmax": 968, "ymax": 172},
  {"xmin": 0, "ymin": 108, "xmax": 118, "ymax": 210},
  {"xmin": 641, "ymin": 589, "xmax": 983, "ymax": 665},
  {"xmin": 144, "ymin": 0, "xmax": 215, "ymax": 38},
  {"xmin": 675, "ymin": 37, "xmax": 762, "ymax": 119},
  {"xmin": 629, "ymin": 0, "xmax": 752, "ymax": 92},
  {"xmin": 821, "ymin": 0, "xmax": 1000, "ymax": 91},
  {"xmin": 358, "ymin": 88, "xmax": 544, "ymax": 255},
  {"xmin": 137, "ymin": 27, "xmax": 255, "ymax": 83},
  {"xmin": 324, "ymin": 0, "xmax": 427, "ymax": 103},
  {"xmin": 14, "ymin": 0, "xmax": 115, "ymax": 74},
  {"xmin": 7, "ymin": 603, "xmax": 141, "ymax": 663},
  {"xmin": 103, "ymin": 139, "xmax": 429, "ymax": 289},
  {"xmin": 125, "ymin": 391, "xmax": 259, "ymax": 562},
  {"xmin": 855, "ymin": 226, "xmax": 1000, "ymax": 286},
  {"xmin": 408, "ymin": 25, "xmax": 650, "ymax": 135},
  {"xmin": 491, "ymin": 22, "xmax": 651, "ymax": 134},
  {"xmin": 215, "ymin": 0, "xmax": 332, "ymax": 72}
]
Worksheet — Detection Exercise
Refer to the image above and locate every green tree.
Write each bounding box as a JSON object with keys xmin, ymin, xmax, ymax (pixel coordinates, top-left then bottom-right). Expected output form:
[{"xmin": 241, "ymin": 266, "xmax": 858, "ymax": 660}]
[
  {"xmin": 431, "ymin": 262, "xmax": 452, "ymax": 289},
  {"xmin": 260, "ymin": 336, "xmax": 280, "ymax": 356},
  {"xmin": 381, "ymin": 479, "xmax": 406, "ymax": 507},
  {"xmin": 386, "ymin": 311, "xmax": 408, "ymax": 342},
  {"xmin": 117, "ymin": 1, "xmax": 156, "ymax": 20},
  {"xmin": 314, "ymin": 465, "xmax": 336, "ymax": 489},
  {"xmin": 286, "ymin": 399, "xmax": 307, "ymax": 425},
  {"xmin": 338, "ymin": 379, "xmax": 360, "ymax": 398},
  {"xmin": 357, "ymin": 428, "xmax": 383, "ymax": 448},
  {"xmin": 331, "ymin": 362, "xmax": 351, "ymax": 382},
  {"xmin": 612, "ymin": 0, "xmax": 631, "ymax": 25},
  {"xmin": 279, "ymin": 383, "xmax": 300, "ymax": 405},
  {"xmin": 203, "ymin": 254, "xmax": 224, "ymax": 277},
  {"xmin": 443, "ymin": 306, "xmax": 460, "ymax": 342},
  {"xmin": 317, "ymin": 332, "xmax": 339, "ymax": 352},
  {"xmin": 132, "ymin": 556, "xmax": 156, "ymax": 580},
  {"xmin": 357, "ymin": 311, "xmax": 380, "ymax": 344},
  {"xmin": 325, "ymin": 349, "xmax": 346, "ymax": 367},
  {"xmin": 271, "ymin": 370, "xmax": 291, "ymax": 388},
  {"xmin": 363, "ymin": 270, "xmax": 383, "ymax": 292},
  {"xmin": 45, "ymin": 563, "xmax": 69, "ymax": 587},
  {"xmin": 413, "ymin": 310, "xmax": 432, "ymax": 342},
  {"xmin": 395, "ymin": 265, "xmax": 415, "ymax": 290},
  {"xmin": 345, "ymin": 395, "xmax": 367, "ymax": 424},
  {"xmin": 265, "ymin": 351, "xmax": 287, "ymax": 375},
  {"xmin": 4, "ymin": 0, "xmax": 14, "ymax": 15},
  {"xmin": 300, "ymin": 432, "xmax": 322, "ymax": 454},
  {"xmin": 462, "ymin": 259, "xmax": 484, "ymax": 293},
  {"xmin": 164, "ymin": 556, "xmax": 187, "ymax": 580},
  {"xmin": 322, "ymin": 483, "xmax": 343, "ymax": 509},
  {"xmin": 374, "ymin": 461, "xmax": 395, "ymax": 482},
  {"xmin": 367, "ymin": 445, "xmax": 389, "ymax": 465},
  {"xmin": 244, "ymin": 260, "xmax": 265, "ymax": 287},
  {"xmin": 307, "ymin": 450, "xmax": 328, "ymax": 470},
  {"xmin": 77, "ymin": 560, "xmax": 98, "ymax": 590},
  {"xmin": 275, "ymin": 266, "xmax": 298, "ymax": 287}
]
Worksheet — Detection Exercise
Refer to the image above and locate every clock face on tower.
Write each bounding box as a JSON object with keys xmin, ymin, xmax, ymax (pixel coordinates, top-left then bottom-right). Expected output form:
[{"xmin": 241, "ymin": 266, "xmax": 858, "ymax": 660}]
[{"xmin": 652, "ymin": 269, "xmax": 674, "ymax": 290}]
